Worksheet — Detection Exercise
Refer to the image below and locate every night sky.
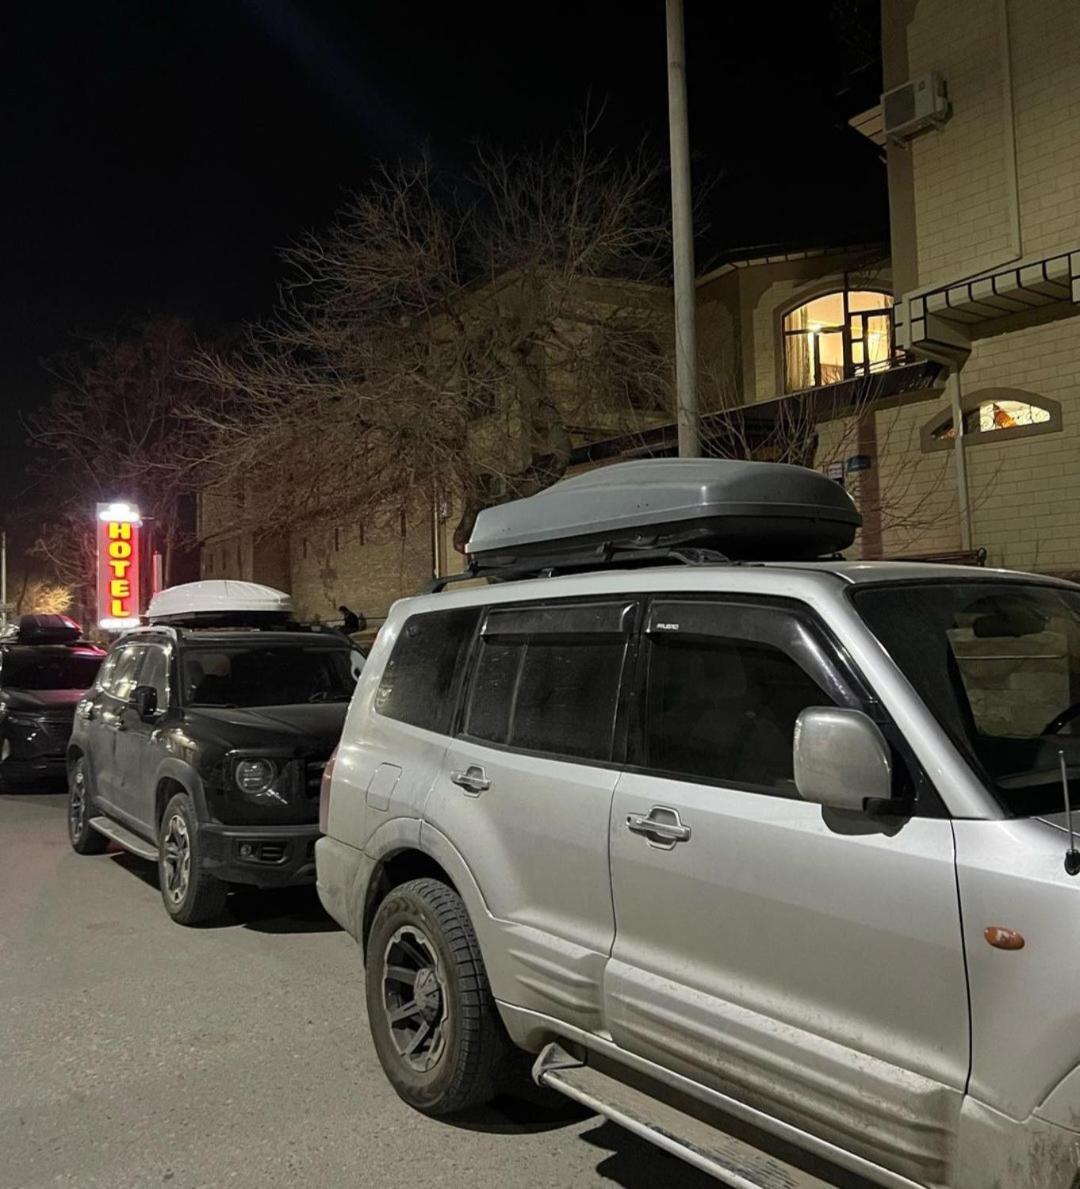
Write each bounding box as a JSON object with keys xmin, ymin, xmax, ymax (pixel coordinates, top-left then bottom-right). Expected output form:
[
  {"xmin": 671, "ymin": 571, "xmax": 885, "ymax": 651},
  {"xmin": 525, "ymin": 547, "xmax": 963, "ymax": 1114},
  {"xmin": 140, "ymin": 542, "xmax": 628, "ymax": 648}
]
[{"xmin": 2, "ymin": 0, "xmax": 886, "ymax": 512}]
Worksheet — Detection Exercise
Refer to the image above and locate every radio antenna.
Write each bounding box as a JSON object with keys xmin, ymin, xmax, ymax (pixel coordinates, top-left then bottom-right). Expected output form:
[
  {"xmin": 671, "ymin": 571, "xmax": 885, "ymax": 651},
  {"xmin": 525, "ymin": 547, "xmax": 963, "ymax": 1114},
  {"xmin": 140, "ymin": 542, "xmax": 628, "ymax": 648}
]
[{"xmin": 1059, "ymin": 749, "xmax": 1080, "ymax": 876}]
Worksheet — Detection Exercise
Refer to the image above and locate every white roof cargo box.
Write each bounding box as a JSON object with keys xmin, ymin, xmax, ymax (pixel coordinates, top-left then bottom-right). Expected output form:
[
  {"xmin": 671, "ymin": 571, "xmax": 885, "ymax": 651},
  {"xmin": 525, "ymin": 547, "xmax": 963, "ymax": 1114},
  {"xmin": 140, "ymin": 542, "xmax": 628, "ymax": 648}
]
[
  {"xmin": 467, "ymin": 459, "xmax": 860, "ymax": 570},
  {"xmin": 147, "ymin": 580, "xmax": 295, "ymax": 626}
]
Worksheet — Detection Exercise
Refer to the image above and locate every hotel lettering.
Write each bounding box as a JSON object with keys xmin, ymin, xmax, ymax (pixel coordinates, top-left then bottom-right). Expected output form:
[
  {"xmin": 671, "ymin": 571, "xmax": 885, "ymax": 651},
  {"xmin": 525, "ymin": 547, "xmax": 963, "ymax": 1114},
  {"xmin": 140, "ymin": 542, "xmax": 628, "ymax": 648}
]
[{"xmin": 96, "ymin": 504, "xmax": 142, "ymax": 629}]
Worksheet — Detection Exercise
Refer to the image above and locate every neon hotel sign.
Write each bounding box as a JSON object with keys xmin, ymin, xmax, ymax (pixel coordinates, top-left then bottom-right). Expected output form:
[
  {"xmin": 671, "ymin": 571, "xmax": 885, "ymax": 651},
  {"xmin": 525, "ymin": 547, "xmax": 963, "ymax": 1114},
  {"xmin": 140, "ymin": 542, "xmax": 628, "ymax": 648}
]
[{"xmin": 96, "ymin": 503, "xmax": 142, "ymax": 630}]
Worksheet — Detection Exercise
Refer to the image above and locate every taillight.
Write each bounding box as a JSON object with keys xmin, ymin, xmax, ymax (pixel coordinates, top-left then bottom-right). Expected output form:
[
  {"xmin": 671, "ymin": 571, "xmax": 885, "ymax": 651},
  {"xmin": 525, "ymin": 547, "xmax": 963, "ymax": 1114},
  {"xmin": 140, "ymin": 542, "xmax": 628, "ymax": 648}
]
[{"xmin": 319, "ymin": 747, "xmax": 337, "ymax": 834}]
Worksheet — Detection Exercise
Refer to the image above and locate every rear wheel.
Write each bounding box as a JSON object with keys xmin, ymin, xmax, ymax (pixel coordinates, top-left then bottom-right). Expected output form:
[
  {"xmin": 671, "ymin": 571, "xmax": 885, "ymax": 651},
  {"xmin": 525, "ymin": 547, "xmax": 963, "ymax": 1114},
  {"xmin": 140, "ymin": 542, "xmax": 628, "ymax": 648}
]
[
  {"xmin": 365, "ymin": 877, "xmax": 512, "ymax": 1116},
  {"xmin": 68, "ymin": 759, "xmax": 108, "ymax": 854},
  {"xmin": 158, "ymin": 793, "xmax": 228, "ymax": 925}
]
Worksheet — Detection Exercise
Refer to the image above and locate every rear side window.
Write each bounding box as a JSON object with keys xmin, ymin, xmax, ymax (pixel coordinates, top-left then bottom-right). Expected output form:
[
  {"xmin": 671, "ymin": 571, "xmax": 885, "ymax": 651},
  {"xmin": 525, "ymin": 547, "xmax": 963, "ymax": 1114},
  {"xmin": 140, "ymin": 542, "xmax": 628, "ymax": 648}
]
[
  {"xmin": 375, "ymin": 607, "xmax": 481, "ymax": 733},
  {"xmin": 463, "ymin": 600, "xmax": 633, "ymax": 763}
]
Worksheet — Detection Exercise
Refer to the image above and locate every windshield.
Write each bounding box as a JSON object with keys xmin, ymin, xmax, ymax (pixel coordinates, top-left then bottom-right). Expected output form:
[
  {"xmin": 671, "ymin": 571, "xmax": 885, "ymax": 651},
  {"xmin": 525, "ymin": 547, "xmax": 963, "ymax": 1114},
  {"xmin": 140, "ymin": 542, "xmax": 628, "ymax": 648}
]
[
  {"xmin": 182, "ymin": 645, "xmax": 356, "ymax": 708},
  {"xmin": 854, "ymin": 581, "xmax": 1080, "ymax": 816},
  {"xmin": 2, "ymin": 649, "xmax": 103, "ymax": 692}
]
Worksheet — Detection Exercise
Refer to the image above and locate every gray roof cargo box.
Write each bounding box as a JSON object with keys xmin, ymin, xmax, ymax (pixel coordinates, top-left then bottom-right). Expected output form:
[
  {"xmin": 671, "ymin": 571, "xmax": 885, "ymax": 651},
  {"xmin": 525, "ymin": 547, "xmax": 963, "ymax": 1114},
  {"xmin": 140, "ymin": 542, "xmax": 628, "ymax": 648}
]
[{"xmin": 467, "ymin": 459, "xmax": 860, "ymax": 568}]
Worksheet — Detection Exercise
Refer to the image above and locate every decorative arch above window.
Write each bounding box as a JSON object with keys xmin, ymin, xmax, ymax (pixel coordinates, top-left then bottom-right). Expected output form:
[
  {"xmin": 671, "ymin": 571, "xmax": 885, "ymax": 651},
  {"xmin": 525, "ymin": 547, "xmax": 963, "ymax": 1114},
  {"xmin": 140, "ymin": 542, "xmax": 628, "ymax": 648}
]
[
  {"xmin": 921, "ymin": 388, "xmax": 1062, "ymax": 452},
  {"xmin": 782, "ymin": 288, "xmax": 894, "ymax": 393}
]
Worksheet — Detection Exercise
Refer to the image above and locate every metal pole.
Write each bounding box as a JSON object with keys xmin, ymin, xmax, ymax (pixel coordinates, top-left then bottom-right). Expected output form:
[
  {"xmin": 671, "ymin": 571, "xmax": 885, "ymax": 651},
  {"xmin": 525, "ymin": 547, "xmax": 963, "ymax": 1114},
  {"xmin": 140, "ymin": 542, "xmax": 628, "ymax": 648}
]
[
  {"xmin": 666, "ymin": 0, "xmax": 700, "ymax": 457},
  {"xmin": 948, "ymin": 369, "xmax": 973, "ymax": 550},
  {"xmin": 1, "ymin": 529, "xmax": 7, "ymax": 630}
]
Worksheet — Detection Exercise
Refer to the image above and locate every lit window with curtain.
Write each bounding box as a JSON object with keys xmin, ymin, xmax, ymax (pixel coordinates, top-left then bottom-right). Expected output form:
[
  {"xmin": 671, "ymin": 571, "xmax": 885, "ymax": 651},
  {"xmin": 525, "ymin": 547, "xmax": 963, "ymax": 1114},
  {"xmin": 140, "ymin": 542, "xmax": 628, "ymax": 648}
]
[{"xmin": 782, "ymin": 290, "xmax": 894, "ymax": 393}]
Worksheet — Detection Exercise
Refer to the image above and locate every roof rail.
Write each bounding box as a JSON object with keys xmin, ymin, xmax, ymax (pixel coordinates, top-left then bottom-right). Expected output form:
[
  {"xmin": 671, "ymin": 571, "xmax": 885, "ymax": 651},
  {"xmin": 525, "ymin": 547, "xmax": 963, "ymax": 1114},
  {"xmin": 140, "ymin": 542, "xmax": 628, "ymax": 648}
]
[{"xmin": 425, "ymin": 543, "xmax": 733, "ymax": 593}]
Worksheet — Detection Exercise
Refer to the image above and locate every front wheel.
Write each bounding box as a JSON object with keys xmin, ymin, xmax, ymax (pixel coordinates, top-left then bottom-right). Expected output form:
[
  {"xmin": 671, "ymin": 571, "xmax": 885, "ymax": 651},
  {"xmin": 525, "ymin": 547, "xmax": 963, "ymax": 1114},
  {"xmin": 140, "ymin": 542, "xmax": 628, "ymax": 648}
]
[
  {"xmin": 68, "ymin": 759, "xmax": 108, "ymax": 854},
  {"xmin": 158, "ymin": 793, "xmax": 228, "ymax": 925},
  {"xmin": 365, "ymin": 877, "xmax": 511, "ymax": 1116}
]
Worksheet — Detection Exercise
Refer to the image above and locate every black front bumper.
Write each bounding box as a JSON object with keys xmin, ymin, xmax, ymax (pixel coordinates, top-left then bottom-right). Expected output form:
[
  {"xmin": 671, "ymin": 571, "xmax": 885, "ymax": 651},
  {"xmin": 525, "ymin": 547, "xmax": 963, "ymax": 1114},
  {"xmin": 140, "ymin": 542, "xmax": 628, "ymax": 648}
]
[{"xmin": 199, "ymin": 822, "xmax": 320, "ymax": 888}]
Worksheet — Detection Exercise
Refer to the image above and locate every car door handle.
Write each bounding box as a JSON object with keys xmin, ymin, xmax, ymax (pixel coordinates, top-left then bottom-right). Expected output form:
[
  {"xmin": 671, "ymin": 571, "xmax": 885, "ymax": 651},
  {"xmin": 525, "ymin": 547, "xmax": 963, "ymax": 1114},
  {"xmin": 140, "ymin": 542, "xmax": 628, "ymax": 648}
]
[
  {"xmin": 450, "ymin": 766, "xmax": 491, "ymax": 795},
  {"xmin": 627, "ymin": 807, "xmax": 692, "ymax": 845}
]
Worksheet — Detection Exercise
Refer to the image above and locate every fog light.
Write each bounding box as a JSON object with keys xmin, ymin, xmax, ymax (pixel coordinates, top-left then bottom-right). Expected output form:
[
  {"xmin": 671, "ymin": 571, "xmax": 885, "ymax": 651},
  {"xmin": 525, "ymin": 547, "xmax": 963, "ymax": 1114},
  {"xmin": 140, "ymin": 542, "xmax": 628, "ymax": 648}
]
[{"xmin": 239, "ymin": 843, "xmax": 255, "ymax": 858}]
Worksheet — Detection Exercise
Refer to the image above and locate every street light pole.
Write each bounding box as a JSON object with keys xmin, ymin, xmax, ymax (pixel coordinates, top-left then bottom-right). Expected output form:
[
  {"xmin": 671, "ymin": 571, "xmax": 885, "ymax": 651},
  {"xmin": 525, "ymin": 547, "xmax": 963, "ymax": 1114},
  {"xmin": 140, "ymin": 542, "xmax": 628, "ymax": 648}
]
[
  {"xmin": 666, "ymin": 0, "xmax": 700, "ymax": 458},
  {"xmin": 1, "ymin": 529, "xmax": 7, "ymax": 631}
]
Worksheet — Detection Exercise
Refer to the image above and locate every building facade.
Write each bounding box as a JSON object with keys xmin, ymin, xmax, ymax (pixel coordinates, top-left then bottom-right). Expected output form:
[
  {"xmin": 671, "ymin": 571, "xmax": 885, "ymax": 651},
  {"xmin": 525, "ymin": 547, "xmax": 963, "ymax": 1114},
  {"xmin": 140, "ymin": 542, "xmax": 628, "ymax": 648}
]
[
  {"xmin": 199, "ymin": 0, "xmax": 1080, "ymax": 618},
  {"xmin": 870, "ymin": 0, "xmax": 1080, "ymax": 571}
]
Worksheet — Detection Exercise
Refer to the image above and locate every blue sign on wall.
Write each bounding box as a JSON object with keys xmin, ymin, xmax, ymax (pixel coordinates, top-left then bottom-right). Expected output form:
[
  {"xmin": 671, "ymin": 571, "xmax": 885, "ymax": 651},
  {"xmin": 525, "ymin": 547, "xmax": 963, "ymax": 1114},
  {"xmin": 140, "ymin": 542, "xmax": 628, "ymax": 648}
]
[{"xmin": 846, "ymin": 454, "xmax": 873, "ymax": 473}]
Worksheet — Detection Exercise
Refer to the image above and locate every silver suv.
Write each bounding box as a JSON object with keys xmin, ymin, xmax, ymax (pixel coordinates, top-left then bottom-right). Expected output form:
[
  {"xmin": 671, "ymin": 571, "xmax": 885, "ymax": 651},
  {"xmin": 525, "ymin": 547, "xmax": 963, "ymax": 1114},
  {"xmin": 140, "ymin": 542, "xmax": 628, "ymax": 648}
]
[{"xmin": 316, "ymin": 462, "xmax": 1080, "ymax": 1189}]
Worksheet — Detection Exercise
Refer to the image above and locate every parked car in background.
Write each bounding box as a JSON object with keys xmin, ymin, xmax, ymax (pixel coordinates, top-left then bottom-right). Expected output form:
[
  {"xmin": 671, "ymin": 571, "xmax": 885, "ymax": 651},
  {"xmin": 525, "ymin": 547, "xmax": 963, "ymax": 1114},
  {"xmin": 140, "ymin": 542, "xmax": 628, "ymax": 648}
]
[
  {"xmin": 0, "ymin": 614, "xmax": 105, "ymax": 789},
  {"xmin": 67, "ymin": 581, "xmax": 363, "ymax": 924},
  {"xmin": 317, "ymin": 459, "xmax": 1080, "ymax": 1189}
]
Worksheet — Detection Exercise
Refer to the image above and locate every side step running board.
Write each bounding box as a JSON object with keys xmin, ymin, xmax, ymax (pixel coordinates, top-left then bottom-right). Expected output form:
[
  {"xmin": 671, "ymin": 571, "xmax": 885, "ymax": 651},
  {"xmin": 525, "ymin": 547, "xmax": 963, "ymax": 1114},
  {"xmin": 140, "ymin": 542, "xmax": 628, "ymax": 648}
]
[
  {"xmin": 88, "ymin": 816, "xmax": 158, "ymax": 862},
  {"xmin": 533, "ymin": 1043, "xmax": 836, "ymax": 1188}
]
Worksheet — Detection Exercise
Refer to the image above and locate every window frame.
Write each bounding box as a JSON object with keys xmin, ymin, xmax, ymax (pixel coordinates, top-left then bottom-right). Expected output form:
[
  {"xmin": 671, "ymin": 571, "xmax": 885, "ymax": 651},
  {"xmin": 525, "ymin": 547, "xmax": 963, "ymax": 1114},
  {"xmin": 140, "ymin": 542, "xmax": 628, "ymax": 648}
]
[
  {"xmin": 920, "ymin": 387, "xmax": 1063, "ymax": 452},
  {"xmin": 454, "ymin": 596, "xmax": 640, "ymax": 769},
  {"xmin": 624, "ymin": 593, "xmax": 945, "ymax": 815},
  {"xmin": 779, "ymin": 286, "xmax": 895, "ymax": 394}
]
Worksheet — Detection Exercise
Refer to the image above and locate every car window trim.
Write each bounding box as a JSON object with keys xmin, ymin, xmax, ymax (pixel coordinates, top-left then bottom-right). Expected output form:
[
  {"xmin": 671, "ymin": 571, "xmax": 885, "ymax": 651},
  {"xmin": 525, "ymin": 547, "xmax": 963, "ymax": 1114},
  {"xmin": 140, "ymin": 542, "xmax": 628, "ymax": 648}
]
[{"xmin": 626, "ymin": 592, "xmax": 947, "ymax": 817}]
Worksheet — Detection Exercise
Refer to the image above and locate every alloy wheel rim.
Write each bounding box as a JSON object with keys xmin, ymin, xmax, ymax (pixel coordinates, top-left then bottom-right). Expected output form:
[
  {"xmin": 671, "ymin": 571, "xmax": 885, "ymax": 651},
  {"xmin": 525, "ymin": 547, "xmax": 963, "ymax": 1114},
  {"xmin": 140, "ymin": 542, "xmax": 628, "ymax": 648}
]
[
  {"xmin": 69, "ymin": 768, "xmax": 86, "ymax": 839},
  {"xmin": 161, "ymin": 813, "xmax": 191, "ymax": 906},
  {"xmin": 382, "ymin": 925, "xmax": 448, "ymax": 1073}
]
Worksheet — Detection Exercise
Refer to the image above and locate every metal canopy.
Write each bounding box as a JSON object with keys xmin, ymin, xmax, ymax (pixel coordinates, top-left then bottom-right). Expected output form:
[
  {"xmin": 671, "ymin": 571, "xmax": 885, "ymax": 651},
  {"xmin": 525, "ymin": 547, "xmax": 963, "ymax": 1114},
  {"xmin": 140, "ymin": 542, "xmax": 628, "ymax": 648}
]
[{"xmin": 909, "ymin": 247, "xmax": 1080, "ymax": 345}]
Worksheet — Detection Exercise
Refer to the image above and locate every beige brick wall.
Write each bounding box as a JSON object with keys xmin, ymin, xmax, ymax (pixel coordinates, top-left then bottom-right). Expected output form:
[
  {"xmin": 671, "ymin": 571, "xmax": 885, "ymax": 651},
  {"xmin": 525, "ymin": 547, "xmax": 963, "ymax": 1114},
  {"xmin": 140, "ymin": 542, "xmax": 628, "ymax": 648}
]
[
  {"xmin": 813, "ymin": 397, "xmax": 962, "ymax": 559},
  {"xmin": 907, "ymin": 0, "xmax": 1080, "ymax": 287},
  {"xmin": 288, "ymin": 513, "xmax": 434, "ymax": 624},
  {"xmin": 1010, "ymin": 0, "xmax": 1080, "ymax": 257},
  {"xmin": 874, "ymin": 397, "xmax": 962, "ymax": 557},
  {"xmin": 963, "ymin": 319, "xmax": 1080, "ymax": 571}
]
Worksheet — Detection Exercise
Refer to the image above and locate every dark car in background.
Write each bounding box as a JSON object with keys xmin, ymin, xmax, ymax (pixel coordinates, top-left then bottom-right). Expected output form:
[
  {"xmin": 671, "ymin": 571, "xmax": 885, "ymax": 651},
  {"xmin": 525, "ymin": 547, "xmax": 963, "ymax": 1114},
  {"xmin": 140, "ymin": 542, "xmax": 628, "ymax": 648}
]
[
  {"xmin": 0, "ymin": 615, "xmax": 106, "ymax": 789},
  {"xmin": 67, "ymin": 581, "xmax": 363, "ymax": 925}
]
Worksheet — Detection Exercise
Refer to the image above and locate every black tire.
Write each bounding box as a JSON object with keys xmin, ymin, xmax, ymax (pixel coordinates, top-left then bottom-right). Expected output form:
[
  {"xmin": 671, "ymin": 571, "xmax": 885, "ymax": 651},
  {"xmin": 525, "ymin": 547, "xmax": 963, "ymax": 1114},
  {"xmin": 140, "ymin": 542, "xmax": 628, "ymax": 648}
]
[
  {"xmin": 68, "ymin": 758, "xmax": 109, "ymax": 854},
  {"xmin": 365, "ymin": 877, "xmax": 512, "ymax": 1116},
  {"xmin": 158, "ymin": 793, "xmax": 228, "ymax": 925}
]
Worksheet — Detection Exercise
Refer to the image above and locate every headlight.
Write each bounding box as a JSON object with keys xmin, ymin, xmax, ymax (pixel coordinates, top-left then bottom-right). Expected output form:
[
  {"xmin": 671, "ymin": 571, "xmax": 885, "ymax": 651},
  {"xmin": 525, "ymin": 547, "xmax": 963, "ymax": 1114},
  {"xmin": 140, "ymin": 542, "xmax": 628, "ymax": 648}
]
[{"xmin": 235, "ymin": 758, "xmax": 277, "ymax": 795}]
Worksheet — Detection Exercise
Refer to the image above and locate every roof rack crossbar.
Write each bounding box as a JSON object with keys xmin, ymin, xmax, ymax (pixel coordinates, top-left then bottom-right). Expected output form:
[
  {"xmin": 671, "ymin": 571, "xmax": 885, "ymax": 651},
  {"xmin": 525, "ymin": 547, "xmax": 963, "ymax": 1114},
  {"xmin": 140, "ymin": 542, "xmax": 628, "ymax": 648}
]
[{"xmin": 425, "ymin": 542, "xmax": 735, "ymax": 593}]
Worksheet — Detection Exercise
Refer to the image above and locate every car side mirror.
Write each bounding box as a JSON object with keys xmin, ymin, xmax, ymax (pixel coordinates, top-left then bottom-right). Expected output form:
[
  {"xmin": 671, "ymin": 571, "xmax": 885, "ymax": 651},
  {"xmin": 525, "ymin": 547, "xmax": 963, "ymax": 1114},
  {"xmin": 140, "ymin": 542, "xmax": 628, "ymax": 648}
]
[
  {"xmin": 131, "ymin": 685, "xmax": 159, "ymax": 721},
  {"xmin": 794, "ymin": 707, "xmax": 892, "ymax": 813}
]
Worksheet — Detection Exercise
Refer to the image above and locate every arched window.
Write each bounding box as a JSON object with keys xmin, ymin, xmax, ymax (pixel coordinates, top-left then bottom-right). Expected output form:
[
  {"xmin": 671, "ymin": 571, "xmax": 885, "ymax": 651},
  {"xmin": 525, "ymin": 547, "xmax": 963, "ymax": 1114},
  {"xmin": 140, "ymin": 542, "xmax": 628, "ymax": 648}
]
[
  {"xmin": 782, "ymin": 289, "xmax": 894, "ymax": 393},
  {"xmin": 921, "ymin": 388, "xmax": 1062, "ymax": 451}
]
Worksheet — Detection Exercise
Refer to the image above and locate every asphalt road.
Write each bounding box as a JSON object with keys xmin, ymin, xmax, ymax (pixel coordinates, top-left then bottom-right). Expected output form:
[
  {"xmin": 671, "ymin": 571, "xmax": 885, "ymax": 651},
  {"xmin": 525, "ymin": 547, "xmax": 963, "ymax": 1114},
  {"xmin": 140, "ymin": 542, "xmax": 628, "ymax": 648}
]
[{"xmin": 0, "ymin": 789, "xmax": 716, "ymax": 1189}]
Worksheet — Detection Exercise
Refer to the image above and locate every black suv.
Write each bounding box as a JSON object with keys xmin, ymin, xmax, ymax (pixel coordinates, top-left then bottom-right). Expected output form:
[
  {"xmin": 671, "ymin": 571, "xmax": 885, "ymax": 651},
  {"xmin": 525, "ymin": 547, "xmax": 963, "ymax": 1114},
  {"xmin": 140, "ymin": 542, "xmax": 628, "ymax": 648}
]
[
  {"xmin": 66, "ymin": 623, "xmax": 361, "ymax": 923},
  {"xmin": 0, "ymin": 615, "xmax": 105, "ymax": 788}
]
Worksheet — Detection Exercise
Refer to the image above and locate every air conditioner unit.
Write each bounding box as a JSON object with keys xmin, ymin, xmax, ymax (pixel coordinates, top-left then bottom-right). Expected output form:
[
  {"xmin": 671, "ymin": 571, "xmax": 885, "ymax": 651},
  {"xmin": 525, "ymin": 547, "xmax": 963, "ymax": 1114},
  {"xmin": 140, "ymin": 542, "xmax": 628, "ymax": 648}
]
[{"xmin": 882, "ymin": 73, "xmax": 950, "ymax": 144}]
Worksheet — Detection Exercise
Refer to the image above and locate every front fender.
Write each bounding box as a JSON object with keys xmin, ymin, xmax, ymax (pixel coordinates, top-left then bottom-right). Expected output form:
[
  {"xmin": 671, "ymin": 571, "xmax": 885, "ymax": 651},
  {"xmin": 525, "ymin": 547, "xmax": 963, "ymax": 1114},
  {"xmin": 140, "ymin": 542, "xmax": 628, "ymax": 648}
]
[{"xmin": 154, "ymin": 757, "xmax": 210, "ymax": 822}]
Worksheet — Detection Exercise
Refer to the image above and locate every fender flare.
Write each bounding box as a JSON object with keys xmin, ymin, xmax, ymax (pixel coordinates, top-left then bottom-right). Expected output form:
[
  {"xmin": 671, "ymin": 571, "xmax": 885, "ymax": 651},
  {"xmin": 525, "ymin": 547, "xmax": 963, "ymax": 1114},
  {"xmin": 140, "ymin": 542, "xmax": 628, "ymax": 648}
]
[
  {"xmin": 361, "ymin": 818, "xmax": 500, "ymax": 973},
  {"xmin": 153, "ymin": 757, "xmax": 210, "ymax": 824}
]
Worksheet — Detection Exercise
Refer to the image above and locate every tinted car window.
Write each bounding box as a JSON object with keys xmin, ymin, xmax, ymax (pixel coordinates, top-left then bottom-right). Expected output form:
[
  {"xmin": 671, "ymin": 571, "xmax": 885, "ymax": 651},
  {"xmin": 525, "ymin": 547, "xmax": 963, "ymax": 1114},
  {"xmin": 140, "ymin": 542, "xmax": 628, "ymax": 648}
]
[
  {"xmin": 465, "ymin": 636, "xmax": 626, "ymax": 762},
  {"xmin": 182, "ymin": 646, "xmax": 355, "ymax": 707},
  {"xmin": 643, "ymin": 635, "xmax": 834, "ymax": 793},
  {"xmin": 375, "ymin": 608, "xmax": 480, "ymax": 733},
  {"xmin": 1, "ymin": 648, "xmax": 103, "ymax": 691}
]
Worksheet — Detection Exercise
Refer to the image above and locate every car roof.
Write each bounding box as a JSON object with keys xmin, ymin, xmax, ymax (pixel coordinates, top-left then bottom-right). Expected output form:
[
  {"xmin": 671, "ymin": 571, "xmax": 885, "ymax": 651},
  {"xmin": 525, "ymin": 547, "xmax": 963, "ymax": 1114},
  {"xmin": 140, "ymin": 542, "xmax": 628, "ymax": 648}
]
[{"xmin": 398, "ymin": 559, "xmax": 1076, "ymax": 617}]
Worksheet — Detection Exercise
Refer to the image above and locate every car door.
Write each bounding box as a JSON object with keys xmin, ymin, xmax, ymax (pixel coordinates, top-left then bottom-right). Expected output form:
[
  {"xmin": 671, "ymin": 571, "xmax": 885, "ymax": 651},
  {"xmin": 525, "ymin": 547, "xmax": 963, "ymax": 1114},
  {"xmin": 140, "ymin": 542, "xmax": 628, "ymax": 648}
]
[
  {"xmin": 606, "ymin": 597, "xmax": 969, "ymax": 1187},
  {"xmin": 113, "ymin": 642, "xmax": 171, "ymax": 834},
  {"xmin": 92, "ymin": 641, "xmax": 146, "ymax": 815},
  {"xmin": 426, "ymin": 598, "xmax": 636, "ymax": 1033}
]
